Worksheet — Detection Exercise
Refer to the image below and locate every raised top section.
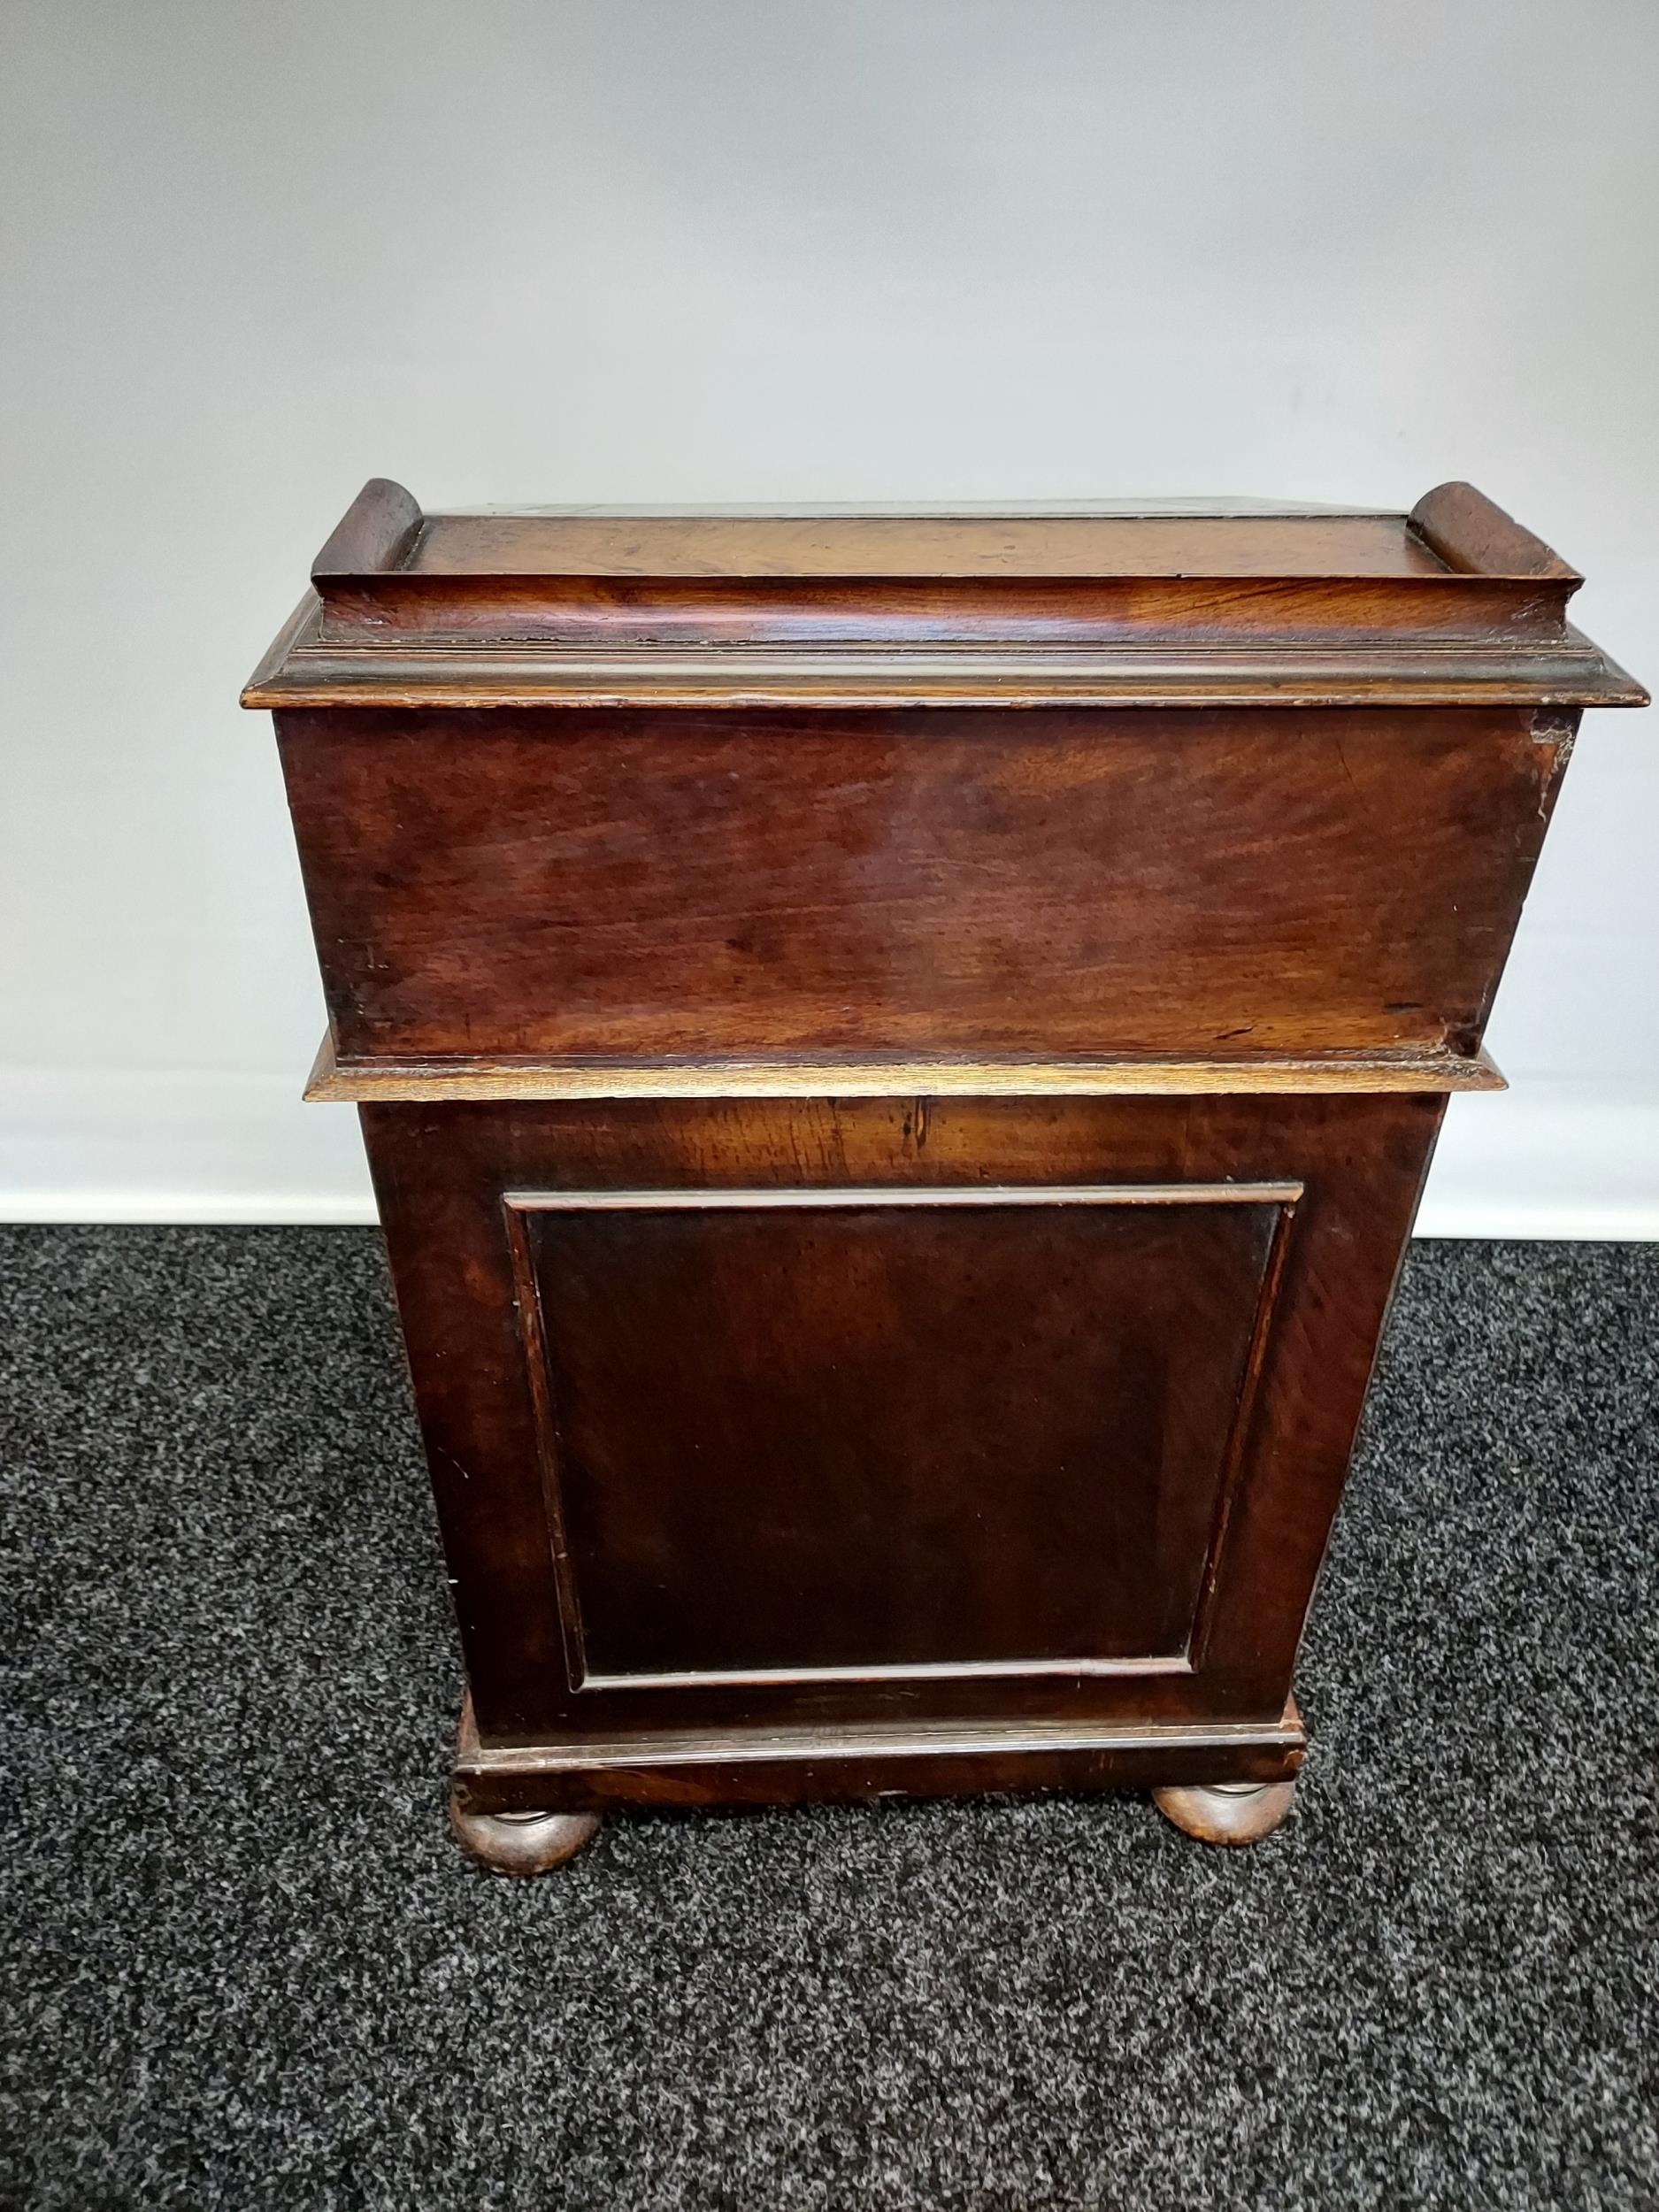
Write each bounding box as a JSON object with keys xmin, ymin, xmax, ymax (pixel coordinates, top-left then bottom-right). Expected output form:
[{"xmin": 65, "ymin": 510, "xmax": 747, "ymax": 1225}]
[{"xmin": 246, "ymin": 480, "xmax": 1645, "ymax": 710}]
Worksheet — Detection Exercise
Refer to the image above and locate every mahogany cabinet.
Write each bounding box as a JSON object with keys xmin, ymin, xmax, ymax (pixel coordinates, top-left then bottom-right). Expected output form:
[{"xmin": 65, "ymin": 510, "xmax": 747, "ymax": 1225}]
[{"xmin": 244, "ymin": 483, "xmax": 1643, "ymax": 1870}]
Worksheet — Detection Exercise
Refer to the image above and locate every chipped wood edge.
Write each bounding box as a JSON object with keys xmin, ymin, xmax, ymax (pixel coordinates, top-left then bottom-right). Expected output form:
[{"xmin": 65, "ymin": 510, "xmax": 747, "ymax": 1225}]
[{"xmin": 305, "ymin": 1036, "xmax": 1505, "ymax": 1102}]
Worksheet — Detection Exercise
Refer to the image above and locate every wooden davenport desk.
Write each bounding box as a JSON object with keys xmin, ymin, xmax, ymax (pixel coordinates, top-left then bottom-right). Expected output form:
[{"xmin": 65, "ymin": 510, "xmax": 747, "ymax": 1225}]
[{"xmin": 245, "ymin": 483, "xmax": 1643, "ymax": 1873}]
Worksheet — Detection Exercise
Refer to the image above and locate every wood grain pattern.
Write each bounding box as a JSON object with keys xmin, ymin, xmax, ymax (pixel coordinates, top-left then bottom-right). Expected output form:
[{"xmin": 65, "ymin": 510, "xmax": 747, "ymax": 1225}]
[
  {"xmin": 244, "ymin": 482, "xmax": 1644, "ymax": 1840},
  {"xmin": 277, "ymin": 705, "xmax": 1571, "ymax": 1068},
  {"xmin": 508, "ymin": 1181, "xmax": 1293, "ymax": 1680},
  {"xmin": 362, "ymin": 1091, "xmax": 1442, "ymax": 1750},
  {"xmin": 305, "ymin": 1035, "xmax": 1505, "ymax": 1099},
  {"xmin": 310, "ymin": 476, "xmax": 422, "ymax": 579},
  {"xmin": 243, "ymin": 483, "xmax": 1646, "ymax": 710},
  {"xmin": 451, "ymin": 1691, "xmax": 1307, "ymax": 1815},
  {"xmin": 246, "ymin": 598, "xmax": 1643, "ymax": 710},
  {"xmin": 404, "ymin": 510, "xmax": 1455, "ymax": 579},
  {"xmin": 312, "ymin": 571, "xmax": 1574, "ymax": 649},
  {"xmin": 1409, "ymin": 481, "xmax": 1579, "ymax": 580},
  {"xmin": 1152, "ymin": 1776, "xmax": 1298, "ymax": 1845}
]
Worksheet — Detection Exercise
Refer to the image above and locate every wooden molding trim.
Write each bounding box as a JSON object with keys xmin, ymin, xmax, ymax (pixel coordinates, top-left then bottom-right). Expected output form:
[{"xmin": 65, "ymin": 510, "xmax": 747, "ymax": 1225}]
[
  {"xmin": 245, "ymin": 595, "xmax": 1644, "ymax": 710},
  {"xmin": 503, "ymin": 1181, "xmax": 1306, "ymax": 1210},
  {"xmin": 449, "ymin": 1689, "xmax": 1307, "ymax": 1810},
  {"xmin": 305, "ymin": 1033, "xmax": 1505, "ymax": 1101},
  {"xmin": 500, "ymin": 1179, "xmax": 1302, "ymax": 1701},
  {"xmin": 453, "ymin": 1686, "xmax": 1305, "ymax": 1775},
  {"xmin": 457, "ymin": 1707, "xmax": 1308, "ymax": 1776}
]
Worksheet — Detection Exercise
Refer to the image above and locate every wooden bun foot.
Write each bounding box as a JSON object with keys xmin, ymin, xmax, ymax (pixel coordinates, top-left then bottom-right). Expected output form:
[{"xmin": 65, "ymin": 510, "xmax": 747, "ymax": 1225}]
[
  {"xmin": 1152, "ymin": 1778, "xmax": 1297, "ymax": 1847},
  {"xmin": 449, "ymin": 1795, "xmax": 603, "ymax": 1876}
]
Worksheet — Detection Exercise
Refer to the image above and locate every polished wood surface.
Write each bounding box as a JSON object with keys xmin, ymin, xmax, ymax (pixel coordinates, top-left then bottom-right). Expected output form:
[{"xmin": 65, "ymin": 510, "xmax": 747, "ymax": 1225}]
[
  {"xmin": 1409, "ymin": 480, "xmax": 1579, "ymax": 580},
  {"xmin": 247, "ymin": 611, "xmax": 1641, "ymax": 710},
  {"xmin": 278, "ymin": 705, "xmax": 1570, "ymax": 1069},
  {"xmin": 450, "ymin": 1682, "xmax": 1307, "ymax": 1816},
  {"xmin": 451, "ymin": 1706, "xmax": 1307, "ymax": 1817},
  {"xmin": 1152, "ymin": 1778, "xmax": 1298, "ymax": 1847},
  {"xmin": 244, "ymin": 482, "xmax": 1644, "ymax": 1857},
  {"xmin": 449, "ymin": 1792, "xmax": 602, "ymax": 1877},
  {"xmin": 309, "ymin": 475, "xmax": 422, "ymax": 579},
  {"xmin": 242, "ymin": 481, "xmax": 1644, "ymax": 711},
  {"xmin": 363, "ymin": 1092, "xmax": 1441, "ymax": 1747},
  {"xmin": 306, "ymin": 1034, "xmax": 1504, "ymax": 1100},
  {"xmin": 403, "ymin": 509, "xmax": 1455, "ymax": 579},
  {"xmin": 511, "ymin": 1181, "xmax": 1289, "ymax": 1678}
]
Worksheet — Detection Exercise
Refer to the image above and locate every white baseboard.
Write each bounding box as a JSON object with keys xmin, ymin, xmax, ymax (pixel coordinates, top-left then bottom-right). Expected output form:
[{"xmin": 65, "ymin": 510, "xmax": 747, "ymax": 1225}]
[
  {"xmin": 1415, "ymin": 1083, "xmax": 1659, "ymax": 1240},
  {"xmin": 0, "ymin": 1068, "xmax": 377, "ymax": 1225},
  {"xmin": 4, "ymin": 1068, "xmax": 1658, "ymax": 1239}
]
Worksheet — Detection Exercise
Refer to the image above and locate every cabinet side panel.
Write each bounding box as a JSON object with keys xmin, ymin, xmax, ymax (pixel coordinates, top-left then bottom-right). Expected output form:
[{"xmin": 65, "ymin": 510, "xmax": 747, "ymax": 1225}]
[
  {"xmin": 281, "ymin": 707, "xmax": 1560, "ymax": 1064},
  {"xmin": 363, "ymin": 1094, "xmax": 1440, "ymax": 1745}
]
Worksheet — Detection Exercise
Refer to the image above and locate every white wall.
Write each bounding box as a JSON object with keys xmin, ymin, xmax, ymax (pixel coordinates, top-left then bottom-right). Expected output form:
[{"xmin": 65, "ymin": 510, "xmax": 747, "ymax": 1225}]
[{"xmin": 4, "ymin": 0, "xmax": 1655, "ymax": 1233}]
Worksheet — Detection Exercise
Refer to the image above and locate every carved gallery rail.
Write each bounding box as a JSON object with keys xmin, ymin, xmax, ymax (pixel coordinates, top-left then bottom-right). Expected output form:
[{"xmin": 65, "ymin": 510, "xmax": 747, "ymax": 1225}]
[{"xmin": 244, "ymin": 483, "xmax": 1645, "ymax": 1871}]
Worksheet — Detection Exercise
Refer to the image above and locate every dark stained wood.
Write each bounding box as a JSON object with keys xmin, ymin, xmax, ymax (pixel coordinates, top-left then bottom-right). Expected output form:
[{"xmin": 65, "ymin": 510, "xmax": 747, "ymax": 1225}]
[
  {"xmin": 248, "ymin": 602, "xmax": 1642, "ymax": 710},
  {"xmin": 312, "ymin": 570, "xmax": 1575, "ymax": 649},
  {"xmin": 277, "ymin": 704, "xmax": 1573, "ymax": 1068},
  {"xmin": 362, "ymin": 1092, "xmax": 1442, "ymax": 1747},
  {"xmin": 448, "ymin": 1786, "xmax": 602, "ymax": 1874},
  {"xmin": 405, "ymin": 509, "xmax": 1455, "ymax": 579},
  {"xmin": 450, "ymin": 1684, "xmax": 1307, "ymax": 1816},
  {"xmin": 309, "ymin": 477, "xmax": 422, "ymax": 579},
  {"xmin": 1152, "ymin": 1777, "xmax": 1297, "ymax": 1845},
  {"xmin": 245, "ymin": 481, "xmax": 1646, "ymax": 712},
  {"xmin": 244, "ymin": 484, "xmax": 1646, "ymax": 1855},
  {"xmin": 451, "ymin": 1709, "xmax": 1307, "ymax": 1816},
  {"xmin": 1409, "ymin": 480, "xmax": 1580, "ymax": 580},
  {"xmin": 306, "ymin": 1036, "xmax": 1507, "ymax": 1098},
  {"xmin": 511, "ymin": 1183, "xmax": 1289, "ymax": 1678}
]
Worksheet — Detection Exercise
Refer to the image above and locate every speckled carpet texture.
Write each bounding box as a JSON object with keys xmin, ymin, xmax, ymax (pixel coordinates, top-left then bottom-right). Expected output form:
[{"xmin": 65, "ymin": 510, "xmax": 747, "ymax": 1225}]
[{"xmin": 2, "ymin": 1228, "xmax": 1656, "ymax": 2210}]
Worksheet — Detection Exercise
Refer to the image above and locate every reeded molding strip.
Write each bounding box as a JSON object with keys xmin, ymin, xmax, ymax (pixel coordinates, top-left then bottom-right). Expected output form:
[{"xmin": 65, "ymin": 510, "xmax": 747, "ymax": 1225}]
[
  {"xmin": 306, "ymin": 1034, "xmax": 1505, "ymax": 1101},
  {"xmin": 242, "ymin": 595, "xmax": 1646, "ymax": 711}
]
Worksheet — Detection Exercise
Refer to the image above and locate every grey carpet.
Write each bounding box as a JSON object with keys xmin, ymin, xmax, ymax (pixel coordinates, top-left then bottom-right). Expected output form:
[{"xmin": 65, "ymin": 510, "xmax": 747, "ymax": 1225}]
[{"xmin": 2, "ymin": 1228, "xmax": 1655, "ymax": 2211}]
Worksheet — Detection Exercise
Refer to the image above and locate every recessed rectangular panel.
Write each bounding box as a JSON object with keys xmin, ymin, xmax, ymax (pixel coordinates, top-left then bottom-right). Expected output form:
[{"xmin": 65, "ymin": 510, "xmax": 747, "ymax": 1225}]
[{"xmin": 512, "ymin": 1187, "xmax": 1289, "ymax": 1685}]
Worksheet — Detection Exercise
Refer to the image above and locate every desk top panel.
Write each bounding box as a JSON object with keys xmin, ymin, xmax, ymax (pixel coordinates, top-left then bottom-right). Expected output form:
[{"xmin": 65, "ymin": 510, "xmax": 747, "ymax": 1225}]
[
  {"xmin": 401, "ymin": 510, "xmax": 1454, "ymax": 580},
  {"xmin": 242, "ymin": 480, "xmax": 1645, "ymax": 710}
]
